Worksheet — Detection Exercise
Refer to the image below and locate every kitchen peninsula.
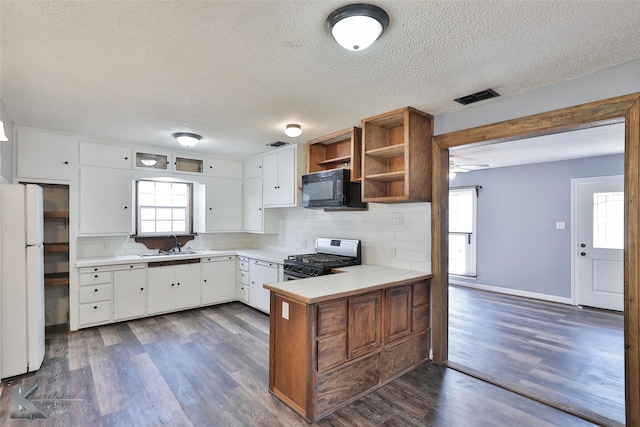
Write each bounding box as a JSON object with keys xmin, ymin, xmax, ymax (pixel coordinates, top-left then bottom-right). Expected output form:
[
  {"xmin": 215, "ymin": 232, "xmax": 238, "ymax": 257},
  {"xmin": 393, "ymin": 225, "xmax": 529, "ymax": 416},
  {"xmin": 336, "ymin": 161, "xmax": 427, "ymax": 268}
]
[{"xmin": 264, "ymin": 265, "xmax": 431, "ymax": 423}]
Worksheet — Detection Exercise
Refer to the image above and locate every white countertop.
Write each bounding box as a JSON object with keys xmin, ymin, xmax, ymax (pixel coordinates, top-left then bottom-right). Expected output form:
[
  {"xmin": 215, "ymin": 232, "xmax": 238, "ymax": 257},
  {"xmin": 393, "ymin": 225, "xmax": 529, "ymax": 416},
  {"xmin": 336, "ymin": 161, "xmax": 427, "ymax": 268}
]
[
  {"xmin": 264, "ymin": 265, "xmax": 431, "ymax": 304},
  {"xmin": 76, "ymin": 248, "xmax": 292, "ymax": 268}
]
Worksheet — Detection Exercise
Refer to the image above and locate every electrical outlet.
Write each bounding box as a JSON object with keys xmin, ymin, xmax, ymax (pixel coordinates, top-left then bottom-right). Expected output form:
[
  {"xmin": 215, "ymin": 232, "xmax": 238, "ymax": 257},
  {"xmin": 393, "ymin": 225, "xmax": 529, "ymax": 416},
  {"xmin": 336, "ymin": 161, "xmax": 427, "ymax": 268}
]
[
  {"xmin": 556, "ymin": 221, "xmax": 566, "ymax": 230},
  {"xmin": 282, "ymin": 301, "xmax": 289, "ymax": 320},
  {"xmin": 390, "ymin": 213, "xmax": 403, "ymax": 224}
]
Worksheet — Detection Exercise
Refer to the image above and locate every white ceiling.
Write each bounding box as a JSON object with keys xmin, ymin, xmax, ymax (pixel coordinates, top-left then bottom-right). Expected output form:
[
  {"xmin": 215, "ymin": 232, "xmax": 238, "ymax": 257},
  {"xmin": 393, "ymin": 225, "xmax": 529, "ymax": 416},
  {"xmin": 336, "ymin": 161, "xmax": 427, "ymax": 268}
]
[{"xmin": 1, "ymin": 1, "xmax": 639, "ymax": 160}]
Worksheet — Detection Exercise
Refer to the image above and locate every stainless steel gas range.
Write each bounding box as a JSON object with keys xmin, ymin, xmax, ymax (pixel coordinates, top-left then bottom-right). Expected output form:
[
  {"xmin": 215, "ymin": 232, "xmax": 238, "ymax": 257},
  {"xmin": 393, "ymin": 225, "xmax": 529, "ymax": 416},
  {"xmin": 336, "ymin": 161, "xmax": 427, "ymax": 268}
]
[{"xmin": 283, "ymin": 238, "xmax": 361, "ymax": 280}]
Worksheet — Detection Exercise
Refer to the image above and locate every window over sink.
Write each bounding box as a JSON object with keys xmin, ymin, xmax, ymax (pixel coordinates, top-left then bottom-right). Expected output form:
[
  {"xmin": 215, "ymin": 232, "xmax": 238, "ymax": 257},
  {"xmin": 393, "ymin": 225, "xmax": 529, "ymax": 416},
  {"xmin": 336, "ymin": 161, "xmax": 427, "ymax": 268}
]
[{"xmin": 136, "ymin": 179, "xmax": 192, "ymax": 235}]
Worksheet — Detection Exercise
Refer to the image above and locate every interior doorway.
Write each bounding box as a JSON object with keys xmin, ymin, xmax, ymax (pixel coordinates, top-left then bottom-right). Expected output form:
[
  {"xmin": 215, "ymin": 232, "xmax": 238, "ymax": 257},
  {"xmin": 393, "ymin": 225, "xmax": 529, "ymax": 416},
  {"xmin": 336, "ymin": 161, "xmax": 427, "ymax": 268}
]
[{"xmin": 431, "ymin": 92, "xmax": 640, "ymax": 426}]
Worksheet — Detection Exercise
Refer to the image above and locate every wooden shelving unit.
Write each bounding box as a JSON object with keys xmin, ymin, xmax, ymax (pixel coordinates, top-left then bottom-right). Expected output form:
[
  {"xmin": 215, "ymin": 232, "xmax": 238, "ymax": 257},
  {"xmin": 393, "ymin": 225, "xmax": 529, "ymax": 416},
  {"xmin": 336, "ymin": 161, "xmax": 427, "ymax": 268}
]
[
  {"xmin": 361, "ymin": 106, "xmax": 433, "ymax": 203},
  {"xmin": 44, "ymin": 242, "xmax": 70, "ymax": 254},
  {"xmin": 44, "ymin": 272, "xmax": 69, "ymax": 287},
  {"xmin": 44, "ymin": 211, "xmax": 69, "ymax": 219},
  {"xmin": 307, "ymin": 127, "xmax": 362, "ymax": 182}
]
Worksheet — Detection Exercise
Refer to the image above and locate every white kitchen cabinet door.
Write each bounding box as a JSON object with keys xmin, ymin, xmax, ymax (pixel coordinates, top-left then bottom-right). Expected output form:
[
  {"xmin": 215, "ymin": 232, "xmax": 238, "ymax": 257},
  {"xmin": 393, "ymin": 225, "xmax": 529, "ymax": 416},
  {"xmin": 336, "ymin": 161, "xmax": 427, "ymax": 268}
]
[
  {"xmin": 147, "ymin": 266, "xmax": 176, "ymax": 314},
  {"xmin": 236, "ymin": 284, "xmax": 249, "ymax": 303},
  {"xmin": 79, "ymin": 141, "xmax": 131, "ymax": 169},
  {"xmin": 263, "ymin": 146, "xmax": 297, "ymax": 207},
  {"xmin": 79, "ymin": 166, "xmax": 133, "ymax": 235},
  {"xmin": 113, "ymin": 267, "xmax": 147, "ymax": 320},
  {"xmin": 174, "ymin": 264, "xmax": 201, "ymax": 310},
  {"xmin": 243, "ymin": 176, "xmax": 263, "ymax": 233},
  {"xmin": 242, "ymin": 176, "xmax": 278, "ymax": 234},
  {"xmin": 243, "ymin": 157, "xmax": 262, "ymax": 179},
  {"xmin": 249, "ymin": 259, "xmax": 279, "ymax": 314},
  {"xmin": 201, "ymin": 256, "xmax": 236, "ymax": 305},
  {"xmin": 16, "ymin": 128, "xmax": 74, "ymax": 181},
  {"xmin": 206, "ymin": 177, "xmax": 242, "ymax": 232},
  {"xmin": 206, "ymin": 158, "xmax": 242, "ymax": 179}
]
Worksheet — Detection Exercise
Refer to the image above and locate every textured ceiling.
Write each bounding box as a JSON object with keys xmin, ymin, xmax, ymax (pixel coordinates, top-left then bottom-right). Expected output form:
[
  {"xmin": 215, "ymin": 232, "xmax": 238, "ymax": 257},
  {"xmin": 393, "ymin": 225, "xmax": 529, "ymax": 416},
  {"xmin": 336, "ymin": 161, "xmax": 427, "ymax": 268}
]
[{"xmin": 1, "ymin": 1, "xmax": 639, "ymax": 159}]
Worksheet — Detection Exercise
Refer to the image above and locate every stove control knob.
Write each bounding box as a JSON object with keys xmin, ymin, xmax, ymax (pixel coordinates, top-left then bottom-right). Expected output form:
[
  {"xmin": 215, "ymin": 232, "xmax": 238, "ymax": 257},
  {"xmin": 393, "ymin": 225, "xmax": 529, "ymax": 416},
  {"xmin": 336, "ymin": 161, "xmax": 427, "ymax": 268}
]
[
  {"xmin": 311, "ymin": 268, "xmax": 319, "ymax": 276},
  {"xmin": 298, "ymin": 266, "xmax": 303, "ymax": 273}
]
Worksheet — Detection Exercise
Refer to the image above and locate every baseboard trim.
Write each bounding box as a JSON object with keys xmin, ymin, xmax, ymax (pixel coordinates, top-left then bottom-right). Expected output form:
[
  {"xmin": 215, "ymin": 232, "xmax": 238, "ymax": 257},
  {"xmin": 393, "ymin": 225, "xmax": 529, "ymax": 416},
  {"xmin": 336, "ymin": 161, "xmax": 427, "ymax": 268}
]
[{"xmin": 449, "ymin": 279, "xmax": 572, "ymax": 305}]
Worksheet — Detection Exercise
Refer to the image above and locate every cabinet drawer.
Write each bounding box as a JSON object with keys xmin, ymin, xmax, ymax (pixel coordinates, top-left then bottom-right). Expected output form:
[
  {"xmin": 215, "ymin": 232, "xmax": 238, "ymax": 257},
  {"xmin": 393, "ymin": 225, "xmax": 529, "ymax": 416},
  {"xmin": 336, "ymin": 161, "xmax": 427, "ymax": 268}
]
[
  {"xmin": 80, "ymin": 272, "xmax": 112, "ymax": 286},
  {"xmin": 412, "ymin": 281, "xmax": 429, "ymax": 307},
  {"xmin": 238, "ymin": 270, "xmax": 249, "ymax": 285},
  {"xmin": 317, "ymin": 332, "xmax": 347, "ymax": 373},
  {"xmin": 238, "ymin": 260, "xmax": 249, "ymax": 271},
  {"xmin": 317, "ymin": 299, "xmax": 347, "ymax": 337},
  {"xmin": 79, "ymin": 301, "xmax": 111, "ymax": 325},
  {"xmin": 80, "ymin": 284, "xmax": 111, "ymax": 303}
]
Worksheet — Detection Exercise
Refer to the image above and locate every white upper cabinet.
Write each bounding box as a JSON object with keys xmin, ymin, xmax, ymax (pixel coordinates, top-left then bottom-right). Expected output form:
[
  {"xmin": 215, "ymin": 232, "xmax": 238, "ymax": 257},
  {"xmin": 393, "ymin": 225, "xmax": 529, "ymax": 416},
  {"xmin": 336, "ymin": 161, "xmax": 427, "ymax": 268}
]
[
  {"xmin": 16, "ymin": 128, "xmax": 75, "ymax": 181},
  {"xmin": 263, "ymin": 145, "xmax": 305, "ymax": 208},
  {"xmin": 243, "ymin": 175, "xmax": 278, "ymax": 234},
  {"xmin": 79, "ymin": 141, "xmax": 132, "ymax": 170},
  {"xmin": 173, "ymin": 155, "xmax": 205, "ymax": 175},
  {"xmin": 243, "ymin": 156, "xmax": 262, "ymax": 179},
  {"xmin": 206, "ymin": 158, "xmax": 242, "ymax": 179},
  {"xmin": 79, "ymin": 166, "xmax": 133, "ymax": 235},
  {"xmin": 206, "ymin": 177, "xmax": 242, "ymax": 232}
]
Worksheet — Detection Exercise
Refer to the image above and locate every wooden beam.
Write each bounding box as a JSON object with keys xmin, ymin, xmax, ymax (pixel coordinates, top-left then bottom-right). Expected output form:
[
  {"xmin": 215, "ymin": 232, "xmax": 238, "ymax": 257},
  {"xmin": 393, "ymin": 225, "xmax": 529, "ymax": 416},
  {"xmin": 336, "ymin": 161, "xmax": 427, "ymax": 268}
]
[
  {"xmin": 434, "ymin": 92, "xmax": 640, "ymax": 149},
  {"xmin": 430, "ymin": 140, "xmax": 449, "ymax": 363},
  {"xmin": 625, "ymin": 98, "xmax": 640, "ymax": 427}
]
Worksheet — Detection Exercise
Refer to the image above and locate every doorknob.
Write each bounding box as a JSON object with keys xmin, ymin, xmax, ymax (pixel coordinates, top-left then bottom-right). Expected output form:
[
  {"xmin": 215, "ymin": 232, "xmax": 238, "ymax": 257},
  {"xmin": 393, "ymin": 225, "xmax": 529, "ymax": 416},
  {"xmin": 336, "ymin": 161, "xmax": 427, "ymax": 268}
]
[{"xmin": 580, "ymin": 252, "xmax": 586, "ymax": 256}]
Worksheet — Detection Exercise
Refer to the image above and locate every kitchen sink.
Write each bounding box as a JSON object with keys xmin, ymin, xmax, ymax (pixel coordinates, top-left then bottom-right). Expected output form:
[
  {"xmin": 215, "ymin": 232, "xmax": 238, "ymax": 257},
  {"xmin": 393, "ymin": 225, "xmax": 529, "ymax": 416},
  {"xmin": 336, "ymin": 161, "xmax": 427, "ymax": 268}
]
[{"xmin": 139, "ymin": 251, "xmax": 199, "ymax": 257}]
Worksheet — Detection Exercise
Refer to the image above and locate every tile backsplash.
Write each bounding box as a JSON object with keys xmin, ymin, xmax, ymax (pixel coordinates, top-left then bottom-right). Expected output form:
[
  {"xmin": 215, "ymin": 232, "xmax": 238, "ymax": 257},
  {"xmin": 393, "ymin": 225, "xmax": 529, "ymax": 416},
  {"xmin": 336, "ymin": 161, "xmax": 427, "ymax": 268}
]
[{"xmin": 77, "ymin": 202, "xmax": 431, "ymax": 272}]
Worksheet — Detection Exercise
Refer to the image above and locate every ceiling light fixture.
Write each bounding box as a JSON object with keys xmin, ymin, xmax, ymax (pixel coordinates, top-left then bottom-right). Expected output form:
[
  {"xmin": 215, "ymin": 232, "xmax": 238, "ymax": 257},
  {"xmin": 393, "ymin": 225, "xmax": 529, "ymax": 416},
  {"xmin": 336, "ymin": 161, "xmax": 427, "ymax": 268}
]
[
  {"xmin": 0, "ymin": 120, "xmax": 9, "ymax": 142},
  {"xmin": 140, "ymin": 159, "xmax": 158, "ymax": 167},
  {"xmin": 173, "ymin": 132, "xmax": 201, "ymax": 148},
  {"xmin": 285, "ymin": 124, "xmax": 302, "ymax": 138},
  {"xmin": 326, "ymin": 3, "xmax": 389, "ymax": 51}
]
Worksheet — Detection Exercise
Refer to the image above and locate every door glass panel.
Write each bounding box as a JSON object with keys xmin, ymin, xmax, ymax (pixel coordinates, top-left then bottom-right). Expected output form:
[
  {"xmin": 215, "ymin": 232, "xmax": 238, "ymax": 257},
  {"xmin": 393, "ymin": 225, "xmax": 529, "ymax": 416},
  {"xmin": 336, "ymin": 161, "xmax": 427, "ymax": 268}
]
[{"xmin": 593, "ymin": 191, "xmax": 624, "ymax": 249}]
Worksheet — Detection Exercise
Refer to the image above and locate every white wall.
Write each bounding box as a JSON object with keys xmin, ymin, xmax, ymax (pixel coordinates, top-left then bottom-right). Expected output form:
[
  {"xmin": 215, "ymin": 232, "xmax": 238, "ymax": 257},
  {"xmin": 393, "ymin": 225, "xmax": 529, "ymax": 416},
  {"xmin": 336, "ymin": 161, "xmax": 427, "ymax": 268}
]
[
  {"xmin": 0, "ymin": 99, "xmax": 13, "ymax": 183},
  {"xmin": 253, "ymin": 203, "xmax": 431, "ymax": 272}
]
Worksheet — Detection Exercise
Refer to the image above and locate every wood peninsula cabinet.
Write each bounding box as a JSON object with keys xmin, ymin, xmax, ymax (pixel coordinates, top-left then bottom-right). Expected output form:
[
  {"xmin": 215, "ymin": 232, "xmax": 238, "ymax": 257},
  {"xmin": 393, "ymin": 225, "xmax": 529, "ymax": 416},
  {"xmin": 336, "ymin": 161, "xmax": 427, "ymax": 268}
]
[
  {"xmin": 266, "ymin": 267, "xmax": 431, "ymax": 423},
  {"xmin": 361, "ymin": 106, "xmax": 433, "ymax": 203}
]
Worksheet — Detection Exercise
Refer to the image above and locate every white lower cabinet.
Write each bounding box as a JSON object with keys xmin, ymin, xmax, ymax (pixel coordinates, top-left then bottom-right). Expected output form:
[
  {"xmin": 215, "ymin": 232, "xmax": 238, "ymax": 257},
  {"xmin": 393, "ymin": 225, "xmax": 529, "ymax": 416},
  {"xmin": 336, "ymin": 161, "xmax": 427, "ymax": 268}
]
[
  {"xmin": 113, "ymin": 265, "xmax": 147, "ymax": 320},
  {"xmin": 147, "ymin": 262, "xmax": 201, "ymax": 315},
  {"xmin": 78, "ymin": 266, "xmax": 113, "ymax": 327},
  {"xmin": 236, "ymin": 256, "xmax": 250, "ymax": 303},
  {"xmin": 249, "ymin": 259, "xmax": 279, "ymax": 314},
  {"xmin": 201, "ymin": 256, "xmax": 236, "ymax": 305}
]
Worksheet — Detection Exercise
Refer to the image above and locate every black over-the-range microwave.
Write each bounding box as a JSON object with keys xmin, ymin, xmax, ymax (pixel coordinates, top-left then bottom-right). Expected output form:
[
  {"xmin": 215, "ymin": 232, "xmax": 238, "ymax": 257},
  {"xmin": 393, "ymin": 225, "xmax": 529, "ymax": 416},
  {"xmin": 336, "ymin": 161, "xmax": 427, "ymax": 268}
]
[{"xmin": 301, "ymin": 169, "xmax": 367, "ymax": 209}]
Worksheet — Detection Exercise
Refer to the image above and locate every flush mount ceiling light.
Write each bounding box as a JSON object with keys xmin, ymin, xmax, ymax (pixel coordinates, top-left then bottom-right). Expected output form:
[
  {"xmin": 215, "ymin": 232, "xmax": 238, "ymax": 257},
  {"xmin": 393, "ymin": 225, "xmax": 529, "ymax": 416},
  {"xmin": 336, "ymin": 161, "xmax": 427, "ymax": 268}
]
[
  {"xmin": 172, "ymin": 132, "xmax": 201, "ymax": 148},
  {"xmin": 0, "ymin": 120, "xmax": 9, "ymax": 141},
  {"xmin": 140, "ymin": 159, "xmax": 158, "ymax": 167},
  {"xmin": 284, "ymin": 124, "xmax": 302, "ymax": 138},
  {"xmin": 326, "ymin": 3, "xmax": 389, "ymax": 51}
]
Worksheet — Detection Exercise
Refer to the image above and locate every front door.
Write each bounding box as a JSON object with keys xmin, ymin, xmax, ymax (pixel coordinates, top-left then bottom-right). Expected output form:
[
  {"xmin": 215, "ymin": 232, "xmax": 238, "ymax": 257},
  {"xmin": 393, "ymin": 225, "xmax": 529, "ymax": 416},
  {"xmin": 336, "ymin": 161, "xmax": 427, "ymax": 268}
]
[{"xmin": 574, "ymin": 175, "xmax": 624, "ymax": 311}]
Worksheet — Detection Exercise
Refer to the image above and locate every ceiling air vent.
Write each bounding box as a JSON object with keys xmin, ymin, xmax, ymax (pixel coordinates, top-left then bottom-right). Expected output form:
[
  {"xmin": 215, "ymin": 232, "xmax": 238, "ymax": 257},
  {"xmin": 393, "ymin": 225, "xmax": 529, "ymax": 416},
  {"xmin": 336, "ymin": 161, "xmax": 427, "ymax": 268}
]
[
  {"xmin": 454, "ymin": 89, "xmax": 500, "ymax": 105},
  {"xmin": 267, "ymin": 141, "xmax": 288, "ymax": 147}
]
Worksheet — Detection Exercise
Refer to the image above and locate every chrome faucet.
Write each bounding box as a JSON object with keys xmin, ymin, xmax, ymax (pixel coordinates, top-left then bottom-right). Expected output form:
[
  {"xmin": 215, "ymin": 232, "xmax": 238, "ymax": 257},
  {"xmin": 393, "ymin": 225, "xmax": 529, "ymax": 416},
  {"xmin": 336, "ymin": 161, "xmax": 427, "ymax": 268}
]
[{"xmin": 165, "ymin": 234, "xmax": 181, "ymax": 252}]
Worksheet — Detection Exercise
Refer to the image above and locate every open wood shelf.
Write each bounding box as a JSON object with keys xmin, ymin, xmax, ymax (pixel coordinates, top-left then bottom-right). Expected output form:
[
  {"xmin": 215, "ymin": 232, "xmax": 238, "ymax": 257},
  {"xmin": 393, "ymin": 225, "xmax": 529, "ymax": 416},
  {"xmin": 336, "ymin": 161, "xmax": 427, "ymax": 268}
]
[
  {"xmin": 44, "ymin": 211, "xmax": 69, "ymax": 218},
  {"xmin": 44, "ymin": 272, "xmax": 69, "ymax": 287},
  {"xmin": 365, "ymin": 144, "xmax": 405, "ymax": 158},
  {"xmin": 318, "ymin": 155, "xmax": 352, "ymax": 165},
  {"xmin": 362, "ymin": 106, "xmax": 433, "ymax": 203},
  {"xmin": 307, "ymin": 127, "xmax": 362, "ymax": 181},
  {"xmin": 365, "ymin": 171, "xmax": 405, "ymax": 182},
  {"xmin": 44, "ymin": 242, "xmax": 70, "ymax": 253}
]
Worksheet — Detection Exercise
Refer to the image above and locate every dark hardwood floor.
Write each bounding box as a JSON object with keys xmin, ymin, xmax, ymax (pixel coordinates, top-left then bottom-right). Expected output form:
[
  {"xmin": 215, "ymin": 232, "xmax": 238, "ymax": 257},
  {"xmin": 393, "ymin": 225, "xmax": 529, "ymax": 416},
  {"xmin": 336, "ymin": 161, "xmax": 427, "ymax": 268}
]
[
  {"xmin": 449, "ymin": 285, "xmax": 625, "ymax": 426},
  {"xmin": 1, "ymin": 301, "xmax": 601, "ymax": 426}
]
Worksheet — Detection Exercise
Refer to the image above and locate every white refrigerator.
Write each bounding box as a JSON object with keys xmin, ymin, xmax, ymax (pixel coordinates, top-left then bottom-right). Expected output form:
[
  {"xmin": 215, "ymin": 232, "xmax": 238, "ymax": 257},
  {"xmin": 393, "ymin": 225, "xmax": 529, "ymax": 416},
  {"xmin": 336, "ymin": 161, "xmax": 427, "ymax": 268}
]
[{"xmin": 0, "ymin": 184, "xmax": 45, "ymax": 379}]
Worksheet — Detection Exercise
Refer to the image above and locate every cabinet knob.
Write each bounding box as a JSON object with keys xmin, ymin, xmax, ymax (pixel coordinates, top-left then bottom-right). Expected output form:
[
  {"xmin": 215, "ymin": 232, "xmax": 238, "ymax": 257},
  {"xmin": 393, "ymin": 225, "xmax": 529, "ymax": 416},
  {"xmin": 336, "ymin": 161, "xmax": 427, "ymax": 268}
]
[
  {"xmin": 93, "ymin": 306, "xmax": 98, "ymax": 309},
  {"xmin": 94, "ymin": 274, "xmax": 98, "ymax": 278},
  {"xmin": 172, "ymin": 283, "xmax": 175, "ymax": 287},
  {"xmin": 94, "ymin": 288, "xmax": 98, "ymax": 292},
  {"xmin": 64, "ymin": 161, "xmax": 69, "ymax": 165},
  {"xmin": 94, "ymin": 268, "xmax": 98, "ymax": 272},
  {"xmin": 209, "ymin": 207, "xmax": 212, "ymax": 210},
  {"xmin": 209, "ymin": 166, "xmax": 213, "ymax": 169},
  {"xmin": 140, "ymin": 287, "xmax": 144, "ymax": 291},
  {"xmin": 177, "ymin": 282, "xmax": 180, "ymax": 286},
  {"xmin": 124, "ymin": 206, "xmax": 128, "ymax": 209},
  {"xmin": 125, "ymin": 157, "xmax": 129, "ymax": 160},
  {"xmin": 130, "ymin": 265, "xmax": 133, "ymax": 268},
  {"xmin": 204, "ymin": 279, "xmax": 207, "ymax": 283},
  {"xmin": 259, "ymin": 208, "xmax": 262, "ymax": 211}
]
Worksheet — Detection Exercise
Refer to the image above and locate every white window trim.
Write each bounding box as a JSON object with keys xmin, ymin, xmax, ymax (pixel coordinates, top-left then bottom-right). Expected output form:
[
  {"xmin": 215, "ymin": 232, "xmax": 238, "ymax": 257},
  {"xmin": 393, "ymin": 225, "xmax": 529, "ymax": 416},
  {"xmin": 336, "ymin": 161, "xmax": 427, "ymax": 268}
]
[
  {"xmin": 135, "ymin": 179, "xmax": 193, "ymax": 236},
  {"xmin": 448, "ymin": 185, "xmax": 479, "ymax": 278}
]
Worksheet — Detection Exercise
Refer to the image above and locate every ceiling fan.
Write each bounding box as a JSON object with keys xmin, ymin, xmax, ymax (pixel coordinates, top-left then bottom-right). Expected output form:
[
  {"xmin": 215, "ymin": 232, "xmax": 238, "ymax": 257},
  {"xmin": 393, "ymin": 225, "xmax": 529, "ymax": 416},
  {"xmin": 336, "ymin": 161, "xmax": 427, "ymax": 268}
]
[{"xmin": 449, "ymin": 157, "xmax": 489, "ymax": 178}]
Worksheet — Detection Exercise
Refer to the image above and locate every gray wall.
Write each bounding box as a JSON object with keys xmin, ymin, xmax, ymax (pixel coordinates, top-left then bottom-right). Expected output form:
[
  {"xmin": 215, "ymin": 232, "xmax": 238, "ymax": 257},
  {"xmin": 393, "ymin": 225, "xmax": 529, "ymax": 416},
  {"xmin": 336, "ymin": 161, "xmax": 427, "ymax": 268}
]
[
  {"xmin": 450, "ymin": 154, "xmax": 623, "ymax": 298},
  {"xmin": 434, "ymin": 60, "xmax": 640, "ymax": 135}
]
